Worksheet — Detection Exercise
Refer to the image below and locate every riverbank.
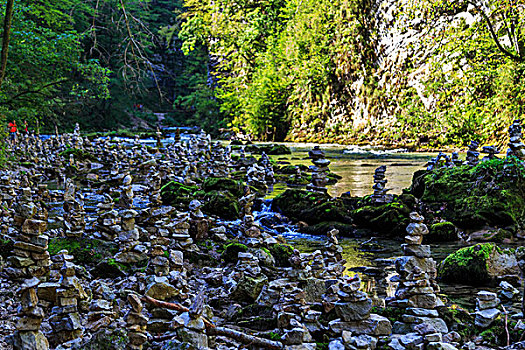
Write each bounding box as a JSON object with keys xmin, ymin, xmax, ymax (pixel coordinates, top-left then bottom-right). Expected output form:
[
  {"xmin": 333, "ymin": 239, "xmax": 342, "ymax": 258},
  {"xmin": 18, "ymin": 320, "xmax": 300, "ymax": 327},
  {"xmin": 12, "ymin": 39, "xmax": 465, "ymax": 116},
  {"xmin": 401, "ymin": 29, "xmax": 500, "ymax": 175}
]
[{"xmin": 1, "ymin": 128, "xmax": 524, "ymax": 349}]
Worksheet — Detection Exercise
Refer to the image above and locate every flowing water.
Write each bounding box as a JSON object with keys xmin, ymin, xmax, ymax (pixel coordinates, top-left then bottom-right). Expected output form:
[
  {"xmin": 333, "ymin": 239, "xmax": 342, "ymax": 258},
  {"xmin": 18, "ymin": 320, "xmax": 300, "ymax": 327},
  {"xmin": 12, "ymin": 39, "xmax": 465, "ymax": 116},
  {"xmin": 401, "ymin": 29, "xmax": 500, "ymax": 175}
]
[
  {"xmin": 255, "ymin": 143, "xmax": 520, "ymax": 312},
  {"xmin": 47, "ymin": 135, "xmax": 518, "ymax": 312}
]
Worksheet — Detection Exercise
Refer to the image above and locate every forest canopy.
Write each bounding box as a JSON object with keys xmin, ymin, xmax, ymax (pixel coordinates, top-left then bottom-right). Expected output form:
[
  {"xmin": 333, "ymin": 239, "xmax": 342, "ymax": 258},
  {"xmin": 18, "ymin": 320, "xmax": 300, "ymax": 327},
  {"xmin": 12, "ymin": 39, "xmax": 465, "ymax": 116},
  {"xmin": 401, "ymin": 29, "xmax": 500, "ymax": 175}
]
[{"xmin": 0, "ymin": 0, "xmax": 523, "ymax": 147}]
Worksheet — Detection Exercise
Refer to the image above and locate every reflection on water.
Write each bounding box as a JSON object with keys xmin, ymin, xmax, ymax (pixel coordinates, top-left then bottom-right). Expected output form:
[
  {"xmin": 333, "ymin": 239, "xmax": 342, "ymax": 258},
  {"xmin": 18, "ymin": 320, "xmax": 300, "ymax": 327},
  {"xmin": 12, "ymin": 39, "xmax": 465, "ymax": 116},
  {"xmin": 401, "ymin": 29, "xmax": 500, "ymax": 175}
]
[
  {"xmin": 288, "ymin": 234, "xmax": 522, "ymax": 311},
  {"xmin": 265, "ymin": 142, "xmax": 432, "ymax": 197}
]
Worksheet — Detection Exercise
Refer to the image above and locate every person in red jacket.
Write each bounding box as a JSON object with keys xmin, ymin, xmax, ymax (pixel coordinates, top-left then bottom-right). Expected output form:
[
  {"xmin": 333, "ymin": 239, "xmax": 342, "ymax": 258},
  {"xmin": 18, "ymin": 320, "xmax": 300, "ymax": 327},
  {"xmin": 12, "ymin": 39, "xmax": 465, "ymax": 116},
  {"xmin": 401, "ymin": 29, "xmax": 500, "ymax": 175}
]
[{"xmin": 8, "ymin": 120, "xmax": 17, "ymax": 145}]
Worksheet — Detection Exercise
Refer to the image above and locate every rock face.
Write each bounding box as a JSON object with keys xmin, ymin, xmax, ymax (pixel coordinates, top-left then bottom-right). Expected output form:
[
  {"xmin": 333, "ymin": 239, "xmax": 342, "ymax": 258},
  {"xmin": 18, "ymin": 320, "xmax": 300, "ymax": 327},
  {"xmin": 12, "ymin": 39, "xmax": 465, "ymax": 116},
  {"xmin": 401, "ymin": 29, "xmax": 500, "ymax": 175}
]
[{"xmin": 438, "ymin": 243, "xmax": 518, "ymax": 286}]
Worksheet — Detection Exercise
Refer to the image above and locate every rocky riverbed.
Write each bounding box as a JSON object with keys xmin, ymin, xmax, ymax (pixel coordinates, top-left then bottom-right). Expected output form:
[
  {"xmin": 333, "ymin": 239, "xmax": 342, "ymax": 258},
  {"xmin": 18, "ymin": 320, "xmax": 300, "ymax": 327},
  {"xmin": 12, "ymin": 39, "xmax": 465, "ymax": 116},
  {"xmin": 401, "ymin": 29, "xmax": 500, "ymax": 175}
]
[{"xmin": 1, "ymin": 124, "xmax": 525, "ymax": 350}]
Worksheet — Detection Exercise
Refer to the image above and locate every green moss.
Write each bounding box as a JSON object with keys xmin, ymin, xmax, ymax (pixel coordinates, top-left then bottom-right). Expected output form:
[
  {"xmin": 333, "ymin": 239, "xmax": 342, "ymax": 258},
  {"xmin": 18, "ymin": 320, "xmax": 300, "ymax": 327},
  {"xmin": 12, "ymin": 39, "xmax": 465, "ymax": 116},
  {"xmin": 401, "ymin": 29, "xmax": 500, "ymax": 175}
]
[
  {"xmin": 269, "ymin": 244, "xmax": 294, "ymax": 267},
  {"xmin": 222, "ymin": 243, "xmax": 248, "ymax": 263},
  {"xmin": 412, "ymin": 157, "xmax": 525, "ymax": 230},
  {"xmin": 106, "ymin": 258, "xmax": 131, "ymax": 273},
  {"xmin": 48, "ymin": 238, "xmax": 118, "ymax": 265},
  {"xmin": 203, "ymin": 190, "xmax": 241, "ymax": 220},
  {"xmin": 427, "ymin": 222, "xmax": 457, "ymax": 242},
  {"xmin": 272, "ymin": 189, "xmax": 331, "ymax": 222},
  {"xmin": 352, "ymin": 200, "xmax": 411, "ymax": 236},
  {"xmin": 160, "ymin": 181, "xmax": 198, "ymax": 206},
  {"xmin": 202, "ymin": 177, "xmax": 244, "ymax": 197},
  {"xmin": 58, "ymin": 148, "xmax": 97, "ymax": 161},
  {"xmin": 438, "ymin": 243, "xmax": 500, "ymax": 285}
]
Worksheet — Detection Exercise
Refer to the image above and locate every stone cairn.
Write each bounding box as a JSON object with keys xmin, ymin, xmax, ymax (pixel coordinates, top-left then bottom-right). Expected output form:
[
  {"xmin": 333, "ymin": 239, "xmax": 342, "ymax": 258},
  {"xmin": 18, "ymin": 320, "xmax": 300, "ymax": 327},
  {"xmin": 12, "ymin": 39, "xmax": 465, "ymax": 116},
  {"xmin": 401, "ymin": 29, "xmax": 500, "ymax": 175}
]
[
  {"xmin": 481, "ymin": 146, "xmax": 499, "ymax": 161},
  {"xmin": 465, "ymin": 140, "xmax": 480, "ymax": 166},
  {"xmin": 119, "ymin": 174, "xmax": 134, "ymax": 209},
  {"xmin": 125, "ymin": 294, "xmax": 149, "ymax": 350},
  {"xmin": 322, "ymin": 229, "xmax": 345, "ymax": 279},
  {"xmin": 307, "ymin": 146, "xmax": 330, "ymax": 193},
  {"xmin": 8, "ymin": 189, "xmax": 50, "ymax": 280},
  {"xmin": 10, "ymin": 277, "xmax": 49, "ymax": 350},
  {"xmin": 259, "ymin": 152, "xmax": 275, "ymax": 185},
  {"xmin": 371, "ymin": 165, "xmax": 391, "ymax": 203},
  {"xmin": 389, "ymin": 212, "xmax": 449, "ymax": 337},
  {"xmin": 115, "ymin": 209, "xmax": 147, "ymax": 264},
  {"xmin": 328, "ymin": 274, "xmax": 392, "ymax": 350},
  {"xmin": 147, "ymin": 233, "xmax": 171, "ymax": 277},
  {"xmin": 189, "ymin": 200, "xmax": 208, "ymax": 241},
  {"xmin": 451, "ymin": 152, "xmax": 462, "ymax": 167},
  {"xmin": 94, "ymin": 194, "xmax": 119, "ymax": 241},
  {"xmin": 508, "ymin": 119, "xmax": 525, "ymax": 160},
  {"xmin": 62, "ymin": 179, "xmax": 85, "ymax": 238},
  {"xmin": 49, "ymin": 255, "xmax": 84, "ymax": 346},
  {"xmin": 247, "ymin": 163, "xmax": 268, "ymax": 191},
  {"xmin": 474, "ymin": 291, "xmax": 501, "ymax": 328}
]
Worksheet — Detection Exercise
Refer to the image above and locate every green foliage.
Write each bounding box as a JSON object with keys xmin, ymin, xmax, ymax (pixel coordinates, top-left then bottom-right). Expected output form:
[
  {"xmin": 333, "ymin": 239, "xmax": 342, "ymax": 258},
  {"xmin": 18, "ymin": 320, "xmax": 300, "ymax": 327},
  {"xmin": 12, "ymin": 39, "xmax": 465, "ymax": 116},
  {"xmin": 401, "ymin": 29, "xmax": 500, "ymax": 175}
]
[{"xmin": 48, "ymin": 237, "xmax": 118, "ymax": 265}]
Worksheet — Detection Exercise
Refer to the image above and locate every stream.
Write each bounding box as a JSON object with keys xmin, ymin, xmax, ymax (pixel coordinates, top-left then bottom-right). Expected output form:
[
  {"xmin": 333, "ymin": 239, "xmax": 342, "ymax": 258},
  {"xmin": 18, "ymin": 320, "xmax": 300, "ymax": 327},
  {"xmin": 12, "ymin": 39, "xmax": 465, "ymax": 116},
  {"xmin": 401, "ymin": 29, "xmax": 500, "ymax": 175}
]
[{"xmin": 46, "ymin": 135, "xmax": 520, "ymax": 312}]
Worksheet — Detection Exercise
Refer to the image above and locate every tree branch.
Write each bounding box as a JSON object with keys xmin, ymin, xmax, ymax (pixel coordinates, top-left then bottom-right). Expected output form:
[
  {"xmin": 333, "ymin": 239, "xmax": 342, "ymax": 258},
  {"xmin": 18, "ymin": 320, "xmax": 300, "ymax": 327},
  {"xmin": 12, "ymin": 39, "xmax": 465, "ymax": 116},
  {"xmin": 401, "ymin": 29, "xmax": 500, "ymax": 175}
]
[{"xmin": 467, "ymin": 0, "xmax": 522, "ymax": 62}]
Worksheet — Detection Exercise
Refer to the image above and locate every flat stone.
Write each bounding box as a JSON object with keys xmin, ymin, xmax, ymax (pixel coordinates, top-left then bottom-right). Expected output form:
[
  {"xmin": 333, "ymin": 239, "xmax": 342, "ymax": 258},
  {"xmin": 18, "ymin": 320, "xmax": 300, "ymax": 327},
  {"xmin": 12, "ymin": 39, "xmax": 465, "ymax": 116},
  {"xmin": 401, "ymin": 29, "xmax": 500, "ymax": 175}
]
[
  {"xmin": 402, "ymin": 244, "xmax": 431, "ymax": 258},
  {"xmin": 426, "ymin": 342, "xmax": 459, "ymax": 350},
  {"xmin": 329, "ymin": 314, "xmax": 392, "ymax": 336},
  {"xmin": 145, "ymin": 281, "xmax": 178, "ymax": 301},
  {"xmin": 406, "ymin": 308, "xmax": 439, "ymax": 317},
  {"xmin": 475, "ymin": 308, "xmax": 500, "ymax": 328},
  {"xmin": 334, "ymin": 299, "xmax": 372, "ymax": 322}
]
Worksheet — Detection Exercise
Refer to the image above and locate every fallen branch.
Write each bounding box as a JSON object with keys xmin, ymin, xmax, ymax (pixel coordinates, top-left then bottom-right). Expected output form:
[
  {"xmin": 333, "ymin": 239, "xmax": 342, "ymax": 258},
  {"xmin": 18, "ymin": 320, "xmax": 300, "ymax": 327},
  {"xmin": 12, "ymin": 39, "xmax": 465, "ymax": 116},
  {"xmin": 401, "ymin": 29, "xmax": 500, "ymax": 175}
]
[
  {"xmin": 502, "ymin": 305, "xmax": 510, "ymax": 347},
  {"xmin": 208, "ymin": 326, "xmax": 283, "ymax": 350},
  {"xmin": 140, "ymin": 295, "xmax": 215, "ymax": 329}
]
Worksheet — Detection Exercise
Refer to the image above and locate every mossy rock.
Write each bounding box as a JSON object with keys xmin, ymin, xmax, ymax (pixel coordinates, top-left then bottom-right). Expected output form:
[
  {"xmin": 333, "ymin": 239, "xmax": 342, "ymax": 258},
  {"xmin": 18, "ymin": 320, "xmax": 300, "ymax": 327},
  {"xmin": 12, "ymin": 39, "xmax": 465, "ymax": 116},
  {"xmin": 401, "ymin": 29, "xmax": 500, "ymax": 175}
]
[
  {"xmin": 245, "ymin": 144, "xmax": 291, "ymax": 155},
  {"xmin": 48, "ymin": 238, "xmax": 118, "ymax": 265},
  {"xmin": 438, "ymin": 243, "xmax": 518, "ymax": 286},
  {"xmin": 411, "ymin": 158, "xmax": 525, "ymax": 231},
  {"xmin": 352, "ymin": 201, "xmax": 411, "ymax": 235},
  {"xmin": 203, "ymin": 190, "xmax": 241, "ymax": 220},
  {"xmin": 269, "ymin": 244, "xmax": 294, "ymax": 267},
  {"xmin": 221, "ymin": 243, "xmax": 248, "ymax": 263},
  {"xmin": 0, "ymin": 238, "xmax": 14, "ymax": 259},
  {"xmin": 202, "ymin": 177, "xmax": 244, "ymax": 198},
  {"xmin": 277, "ymin": 164, "xmax": 308, "ymax": 174},
  {"xmin": 160, "ymin": 181, "xmax": 198, "ymax": 206},
  {"xmin": 59, "ymin": 148, "xmax": 97, "ymax": 162},
  {"xmin": 427, "ymin": 222, "xmax": 458, "ymax": 242},
  {"xmin": 300, "ymin": 221, "xmax": 355, "ymax": 236},
  {"xmin": 271, "ymin": 189, "xmax": 331, "ymax": 223},
  {"xmin": 300, "ymin": 199, "xmax": 351, "ymax": 225}
]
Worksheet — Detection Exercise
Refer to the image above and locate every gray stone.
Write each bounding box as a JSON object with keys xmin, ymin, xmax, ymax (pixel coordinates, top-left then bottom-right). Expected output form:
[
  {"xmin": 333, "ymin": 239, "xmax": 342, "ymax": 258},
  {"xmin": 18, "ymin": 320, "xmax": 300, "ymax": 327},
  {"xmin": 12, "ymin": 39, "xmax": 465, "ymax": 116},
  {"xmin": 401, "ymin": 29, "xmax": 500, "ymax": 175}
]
[
  {"xmin": 335, "ymin": 298, "xmax": 372, "ymax": 321},
  {"xmin": 329, "ymin": 339, "xmax": 345, "ymax": 350},
  {"xmin": 329, "ymin": 314, "xmax": 392, "ymax": 336},
  {"xmin": 12, "ymin": 331, "xmax": 49, "ymax": 350},
  {"xmin": 426, "ymin": 342, "xmax": 458, "ymax": 350},
  {"xmin": 402, "ymin": 244, "xmax": 431, "ymax": 258},
  {"xmin": 475, "ymin": 308, "xmax": 500, "ymax": 328}
]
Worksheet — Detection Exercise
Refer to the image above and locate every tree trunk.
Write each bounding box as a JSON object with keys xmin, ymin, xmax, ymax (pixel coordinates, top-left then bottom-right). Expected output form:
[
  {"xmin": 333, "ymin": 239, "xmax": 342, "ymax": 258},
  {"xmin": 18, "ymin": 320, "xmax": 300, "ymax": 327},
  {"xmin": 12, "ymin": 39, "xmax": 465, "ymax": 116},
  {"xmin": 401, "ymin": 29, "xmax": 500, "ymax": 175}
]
[{"xmin": 0, "ymin": 0, "xmax": 15, "ymax": 89}]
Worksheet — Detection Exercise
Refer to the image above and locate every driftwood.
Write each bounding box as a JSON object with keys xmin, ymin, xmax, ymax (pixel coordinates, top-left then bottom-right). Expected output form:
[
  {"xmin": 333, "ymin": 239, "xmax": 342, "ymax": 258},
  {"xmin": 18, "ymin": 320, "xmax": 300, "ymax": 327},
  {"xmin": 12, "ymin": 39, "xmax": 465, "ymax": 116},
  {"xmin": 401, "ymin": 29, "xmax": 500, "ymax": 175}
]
[
  {"xmin": 208, "ymin": 326, "xmax": 284, "ymax": 350},
  {"xmin": 140, "ymin": 295, "xmax": 215, "ymax": 329},
  {"xmin": 141, "ymin": 295, "xmax": 284, "ymax": 349}
]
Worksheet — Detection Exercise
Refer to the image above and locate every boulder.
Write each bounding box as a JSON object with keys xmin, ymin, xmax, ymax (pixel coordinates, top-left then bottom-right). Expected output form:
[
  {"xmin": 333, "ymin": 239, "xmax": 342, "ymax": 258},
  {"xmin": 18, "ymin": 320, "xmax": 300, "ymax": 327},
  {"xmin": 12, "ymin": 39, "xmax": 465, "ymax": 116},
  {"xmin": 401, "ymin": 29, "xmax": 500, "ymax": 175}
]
[{"xmin": 438, "ymin": 243, "xmax": 518, "ymax": 285}]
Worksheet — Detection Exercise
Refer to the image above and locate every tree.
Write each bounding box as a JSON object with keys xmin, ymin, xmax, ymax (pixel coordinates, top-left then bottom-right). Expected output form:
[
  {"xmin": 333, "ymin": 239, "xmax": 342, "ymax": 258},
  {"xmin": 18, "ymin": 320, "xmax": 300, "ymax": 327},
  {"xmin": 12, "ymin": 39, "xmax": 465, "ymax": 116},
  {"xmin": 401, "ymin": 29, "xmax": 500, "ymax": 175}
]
[{"xmin": 0, "ymin": 0, "xmax": 14, "ymax": 89}]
